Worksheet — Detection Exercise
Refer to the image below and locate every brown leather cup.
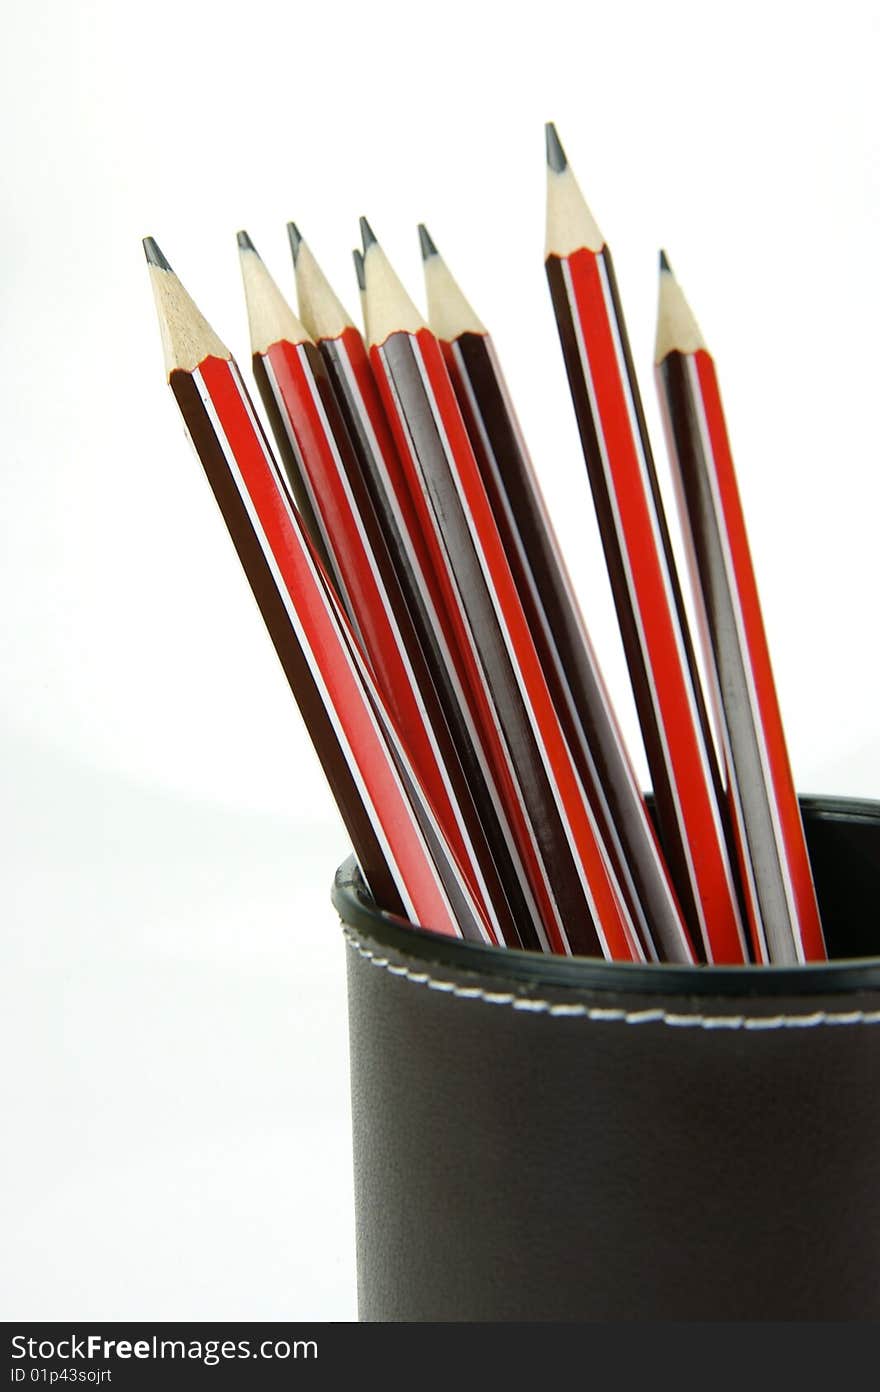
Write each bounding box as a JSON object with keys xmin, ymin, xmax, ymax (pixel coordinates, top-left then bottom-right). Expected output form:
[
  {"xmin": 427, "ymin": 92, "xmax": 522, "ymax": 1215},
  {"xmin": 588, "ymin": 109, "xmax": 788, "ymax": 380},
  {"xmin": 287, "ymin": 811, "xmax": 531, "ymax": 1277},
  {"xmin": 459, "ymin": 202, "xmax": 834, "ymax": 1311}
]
[{"xmin": 334, "ymin": 796, "xmax": 880, "ymax": 1321}]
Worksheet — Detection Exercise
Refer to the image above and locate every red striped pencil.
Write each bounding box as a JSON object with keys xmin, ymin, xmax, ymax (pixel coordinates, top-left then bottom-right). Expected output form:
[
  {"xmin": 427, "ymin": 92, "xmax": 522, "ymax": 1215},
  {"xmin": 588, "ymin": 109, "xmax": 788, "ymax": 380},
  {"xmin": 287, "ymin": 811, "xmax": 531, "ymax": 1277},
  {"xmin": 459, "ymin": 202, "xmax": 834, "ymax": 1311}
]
[
  {"xmin": 420, "ymin": 224, "xmax": 694, "ymax": 964},
  {"xmin": 654, "ymin": 253, "xmax": 826, "ymax": 964},
  {"xmin": 361, "ymin": 220, "xmax": 645, "ymax": 962},
  {"xmin": 543, "ymin": 124, "xmax": 748, "ymax": 964},
  {"xmin": 144, "ymin": 236, "xmax": 495, "ymax": 945},
  {"xmin": 290, "ymin": 223, "xmax": 551, "ymax": 950},
  {"xmin": 237, "ymin": 231, "xmax": 523, "ymax": 947}
]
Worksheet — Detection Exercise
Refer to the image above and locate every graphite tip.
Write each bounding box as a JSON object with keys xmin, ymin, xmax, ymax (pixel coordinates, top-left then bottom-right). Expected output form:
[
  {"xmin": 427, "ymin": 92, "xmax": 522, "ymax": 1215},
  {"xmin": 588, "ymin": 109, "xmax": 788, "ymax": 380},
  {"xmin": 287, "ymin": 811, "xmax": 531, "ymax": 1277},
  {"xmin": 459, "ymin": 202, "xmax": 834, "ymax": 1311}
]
[
  {"xmin": 142, "ymin": 236, "xmax": 173, "ymax": 272},
  {"xmin": 352, "ymin": 248, "xmax": 365, "ymax": 290},
  {"xmin": 287, "ymin": 221, "xmax": 303, "ymax": 262},
  {"xmin": 359, "ymin": 216, "xmax": 378, "ymax": 251},
  {"xmin": 545, "ymin": 122, "xmax": 568, "ymax": 174},
  {"xmin": 236, "ymin": 229, "xmax": 257, "ymax": 254},
  {"xmin": 418, "ymin": 223, "xmax": 439, "ymax": 261},
  {"xmin": 659, "ymin": 249, "xmax": 672, "ymax": 274}
]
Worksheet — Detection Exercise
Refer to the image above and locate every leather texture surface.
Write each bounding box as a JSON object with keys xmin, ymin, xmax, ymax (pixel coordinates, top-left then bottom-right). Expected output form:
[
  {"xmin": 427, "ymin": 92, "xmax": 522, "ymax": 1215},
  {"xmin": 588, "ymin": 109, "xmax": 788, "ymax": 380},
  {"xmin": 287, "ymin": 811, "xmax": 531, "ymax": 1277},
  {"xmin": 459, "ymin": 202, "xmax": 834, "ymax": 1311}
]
[{"xmin": 339, "ymin": 801, "xmax": 880, "ymax": 1320}]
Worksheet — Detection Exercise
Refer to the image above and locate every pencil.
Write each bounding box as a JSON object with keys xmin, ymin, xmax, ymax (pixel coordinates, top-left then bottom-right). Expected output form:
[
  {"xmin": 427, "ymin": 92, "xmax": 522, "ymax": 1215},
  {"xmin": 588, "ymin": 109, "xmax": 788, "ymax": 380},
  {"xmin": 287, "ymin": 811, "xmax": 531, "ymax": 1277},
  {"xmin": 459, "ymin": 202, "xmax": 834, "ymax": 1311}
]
[
  {"xmin": 362, "ymin": 219, "xmax": 644, "ymax": 962},
  {"xmin": 543, "ymin": 123, "xmax": 748, "ymax": 964},
  {"xmin": 144, "ymin": 236, "xmax": 495, "ymax": 945},
  {"xmin": 238, "ymin": 232, "xmax": 522, "ymax": 946},
  {"xmin": 421, "ymin": 224, "xmax": 694, "ymax": 964},
  {"xmin": 654, "ymin": 253, "xmax": 826, "ymax": 964},
  {"xmin": 290, "ymin": 222, "xmax": 550, "ymax": 951}
]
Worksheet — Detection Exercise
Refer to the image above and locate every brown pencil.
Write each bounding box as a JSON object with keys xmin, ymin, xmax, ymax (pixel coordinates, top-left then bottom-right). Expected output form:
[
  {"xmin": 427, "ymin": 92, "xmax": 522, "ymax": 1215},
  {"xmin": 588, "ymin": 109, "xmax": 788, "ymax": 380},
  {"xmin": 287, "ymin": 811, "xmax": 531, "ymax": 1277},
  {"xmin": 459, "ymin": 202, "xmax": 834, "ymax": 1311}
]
[{"xmin": 654, "ymin": 252, "xmax": 825, "ymax": 964}]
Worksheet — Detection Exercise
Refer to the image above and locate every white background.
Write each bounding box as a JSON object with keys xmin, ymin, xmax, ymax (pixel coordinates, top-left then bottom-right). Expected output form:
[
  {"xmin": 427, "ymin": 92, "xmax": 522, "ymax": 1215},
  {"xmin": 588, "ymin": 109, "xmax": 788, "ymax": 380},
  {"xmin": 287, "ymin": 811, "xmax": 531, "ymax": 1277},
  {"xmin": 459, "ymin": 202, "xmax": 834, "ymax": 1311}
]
[{"xmin": 3, "ymin": 0, "xmax": 878, "ymax": 1319}]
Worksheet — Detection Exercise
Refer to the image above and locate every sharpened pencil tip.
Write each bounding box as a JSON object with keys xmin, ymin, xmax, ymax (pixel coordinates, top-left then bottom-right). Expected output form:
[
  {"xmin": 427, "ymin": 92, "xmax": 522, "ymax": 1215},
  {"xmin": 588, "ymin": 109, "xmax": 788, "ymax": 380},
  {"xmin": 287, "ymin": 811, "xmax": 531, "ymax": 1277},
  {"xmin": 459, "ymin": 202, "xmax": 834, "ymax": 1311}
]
[
  {"xmin": 236, "ymin": 229, "xmax": 258, "ymax": 255},
  {"xmin": 290, "ymin": 230, "xmax": 354, "ymax": 340},
  {"xmin": 359, "ymin": 217, "xmax": 377, "ymax": 251},
  {"xmin": 352, "ymin": 248, "xmax": 365, "ymax": 290},
  {"xmin": 418, "ymin": 223, "xmax": 438, "ymax": 261},
  {"xmin": 654, "ymin": 251, "xmax": 705, "ymax": 361},
  {"xmin": 545, "ymin": 123, "xmax": 568, "ymax": 173},
  {"xmin": 287, "ymin": 221, "xmax": 303, "ymax": 263},
  {"xmin": 143, "ymin": 236, "xmax": 173, "ymax": 272}
]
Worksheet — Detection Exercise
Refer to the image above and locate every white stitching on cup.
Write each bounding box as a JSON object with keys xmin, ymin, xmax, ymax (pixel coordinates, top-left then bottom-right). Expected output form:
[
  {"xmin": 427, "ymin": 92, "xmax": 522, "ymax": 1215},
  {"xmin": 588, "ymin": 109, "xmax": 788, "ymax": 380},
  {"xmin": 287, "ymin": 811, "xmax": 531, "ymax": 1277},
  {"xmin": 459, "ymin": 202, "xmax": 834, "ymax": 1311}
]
[{"xmin": 343, "ymin": 929, "xmax": 880, "ymax": 1031}]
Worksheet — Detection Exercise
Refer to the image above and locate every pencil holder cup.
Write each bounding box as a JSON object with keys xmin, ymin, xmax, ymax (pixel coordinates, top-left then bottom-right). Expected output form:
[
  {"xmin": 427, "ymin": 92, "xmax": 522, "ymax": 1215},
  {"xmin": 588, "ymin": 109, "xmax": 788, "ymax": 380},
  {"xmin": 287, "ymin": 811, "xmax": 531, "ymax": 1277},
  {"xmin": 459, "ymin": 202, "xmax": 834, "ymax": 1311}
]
[{"xmin": 333, "ymin": 795, "xmax": 880, "ymax": 1321}]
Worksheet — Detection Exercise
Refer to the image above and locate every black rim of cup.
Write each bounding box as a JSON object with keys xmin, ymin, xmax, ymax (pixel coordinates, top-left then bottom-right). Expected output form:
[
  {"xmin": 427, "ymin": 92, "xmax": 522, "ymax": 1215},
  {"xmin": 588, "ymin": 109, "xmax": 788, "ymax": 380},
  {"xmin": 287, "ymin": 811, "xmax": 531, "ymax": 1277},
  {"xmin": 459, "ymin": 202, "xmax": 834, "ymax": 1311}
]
[{"xmin": 333, "ymin": 794, "xmax": 880, "ymax": 998}]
